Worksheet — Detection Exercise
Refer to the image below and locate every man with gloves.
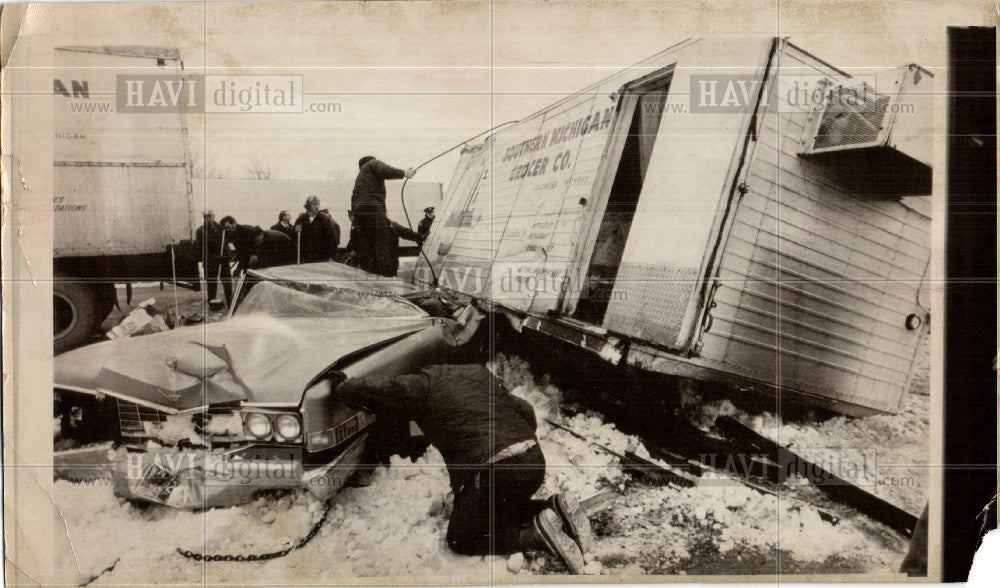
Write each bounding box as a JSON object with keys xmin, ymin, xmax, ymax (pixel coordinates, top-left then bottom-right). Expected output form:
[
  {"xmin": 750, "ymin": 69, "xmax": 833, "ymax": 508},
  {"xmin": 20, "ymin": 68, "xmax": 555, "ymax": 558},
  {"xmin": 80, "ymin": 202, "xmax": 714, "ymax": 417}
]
[{"xmin": 333, "ymin": 364, "xmax": 592, "ymax": 573}]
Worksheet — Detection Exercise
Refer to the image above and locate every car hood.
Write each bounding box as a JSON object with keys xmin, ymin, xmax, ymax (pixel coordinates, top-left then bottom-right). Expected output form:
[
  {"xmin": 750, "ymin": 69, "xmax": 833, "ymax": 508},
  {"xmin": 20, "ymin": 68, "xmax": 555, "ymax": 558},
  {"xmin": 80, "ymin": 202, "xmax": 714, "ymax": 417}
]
[{"xmin": 54, "ymin": 314, "xmax": 435, "ymax": 411}]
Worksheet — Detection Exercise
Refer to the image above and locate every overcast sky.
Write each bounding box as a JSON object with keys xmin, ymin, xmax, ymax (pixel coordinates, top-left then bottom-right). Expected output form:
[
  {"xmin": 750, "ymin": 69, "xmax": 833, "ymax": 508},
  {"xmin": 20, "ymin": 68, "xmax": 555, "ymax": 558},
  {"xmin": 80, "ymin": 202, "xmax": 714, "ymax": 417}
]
[{"xmin": 14, "ymin": 0, "xmax": 994, "ymax": 186}]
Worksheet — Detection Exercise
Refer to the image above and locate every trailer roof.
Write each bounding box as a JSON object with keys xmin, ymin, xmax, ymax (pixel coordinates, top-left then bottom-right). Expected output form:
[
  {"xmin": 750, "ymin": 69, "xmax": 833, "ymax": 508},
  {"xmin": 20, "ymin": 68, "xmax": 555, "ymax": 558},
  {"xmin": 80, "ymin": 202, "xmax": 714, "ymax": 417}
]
[
  {"xmin": 476, "ymin": 38, "xmax": 855, "ymax": 148},
  {"xmin": 56, "ymin": 45, "xmax": 181, "ymax": 61}
]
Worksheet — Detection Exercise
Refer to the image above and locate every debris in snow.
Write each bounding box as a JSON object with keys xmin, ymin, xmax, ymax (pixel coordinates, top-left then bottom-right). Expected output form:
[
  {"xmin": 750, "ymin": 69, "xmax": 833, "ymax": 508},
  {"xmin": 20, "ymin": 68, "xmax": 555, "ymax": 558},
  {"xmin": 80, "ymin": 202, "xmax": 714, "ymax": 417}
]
[
  {"xmin": 507, "ymin": 552, "xmax": 525, "ymax": 572},
  {"xmin": 107, "ymin": 298, "xmax": 170, "ymax": 339}
]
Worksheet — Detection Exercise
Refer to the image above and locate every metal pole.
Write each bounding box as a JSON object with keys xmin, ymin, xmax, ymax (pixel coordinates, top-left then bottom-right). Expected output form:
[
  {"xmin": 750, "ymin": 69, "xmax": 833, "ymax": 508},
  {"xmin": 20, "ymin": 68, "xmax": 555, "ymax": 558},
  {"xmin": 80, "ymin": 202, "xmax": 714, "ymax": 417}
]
[{"xmin": 170, "ymin": 245, "xmax": 181, "ymax": 326}]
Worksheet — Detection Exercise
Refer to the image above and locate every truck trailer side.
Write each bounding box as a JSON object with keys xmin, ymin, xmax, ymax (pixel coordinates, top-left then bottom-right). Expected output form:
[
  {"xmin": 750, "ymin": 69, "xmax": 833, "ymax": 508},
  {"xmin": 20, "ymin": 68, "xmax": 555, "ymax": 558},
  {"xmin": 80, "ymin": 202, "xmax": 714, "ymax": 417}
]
[
  {"xmin": 417, "ymin": 38, "xmax": 932, "ymax": 416},
  {"xmin": 52, "ymin": 46, "xmax": 199, "ymax": 353}
]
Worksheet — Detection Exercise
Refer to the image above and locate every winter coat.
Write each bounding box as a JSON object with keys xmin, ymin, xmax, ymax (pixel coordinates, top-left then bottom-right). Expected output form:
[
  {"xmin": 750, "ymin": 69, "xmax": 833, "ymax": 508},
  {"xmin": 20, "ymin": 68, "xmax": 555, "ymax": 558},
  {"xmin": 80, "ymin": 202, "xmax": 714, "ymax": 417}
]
[
  {"xmin": 226, "ymin": 224, "xmax": 262, "ymax": 271},
  {"xmin": 351, "ymin": 159, "xmax": 407, "ymax": 212},
  {"xmin": 417, "ymin": 216, "xmax": 434, "ymax": 238},
  {"xmin": 195, "ymin": 220, "xmax": 226, "ymax": 261},
  {"xmin": 293, "ymin": 209, "xmax": 340, "ymax": 263},
  {"xmin": 253, "ymin": 229, "xmax": 297, "ymax": 268},
  {"xmin": 270, "ymin": 221, "xmax": 296, "ymax": 241},
  {"xmin": 334, "ymin": 364, "xmax": 538, "ymax": 488}
]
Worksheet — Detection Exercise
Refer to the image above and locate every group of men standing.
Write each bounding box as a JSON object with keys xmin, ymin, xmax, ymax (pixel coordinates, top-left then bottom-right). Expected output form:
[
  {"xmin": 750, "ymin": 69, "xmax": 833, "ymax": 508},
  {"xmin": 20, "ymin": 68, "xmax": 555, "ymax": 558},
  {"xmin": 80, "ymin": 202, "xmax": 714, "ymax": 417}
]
[{"xmin": 196, "ymin": 156, "xmax": 436, "ymax": 308}]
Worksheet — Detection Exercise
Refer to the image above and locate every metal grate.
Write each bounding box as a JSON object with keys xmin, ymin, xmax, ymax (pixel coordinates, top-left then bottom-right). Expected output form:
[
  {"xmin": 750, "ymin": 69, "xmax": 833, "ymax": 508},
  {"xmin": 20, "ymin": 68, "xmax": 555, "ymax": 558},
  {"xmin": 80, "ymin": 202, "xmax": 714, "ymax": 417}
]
[
  {"xmin": 812, "ymin": 91, "xmax": 890, "ymax": 150},
  {"xmin": 117, "ymin": 398, "xmax": 168, "ymax": 441}
]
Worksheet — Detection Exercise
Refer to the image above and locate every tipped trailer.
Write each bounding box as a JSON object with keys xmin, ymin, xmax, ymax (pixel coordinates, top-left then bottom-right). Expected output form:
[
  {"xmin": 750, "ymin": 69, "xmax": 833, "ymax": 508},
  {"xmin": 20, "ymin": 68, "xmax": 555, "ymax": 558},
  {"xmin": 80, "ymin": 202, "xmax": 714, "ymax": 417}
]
[{"xmin": 417, "ymin": 38, "xmax": 932, "ymax": 417}]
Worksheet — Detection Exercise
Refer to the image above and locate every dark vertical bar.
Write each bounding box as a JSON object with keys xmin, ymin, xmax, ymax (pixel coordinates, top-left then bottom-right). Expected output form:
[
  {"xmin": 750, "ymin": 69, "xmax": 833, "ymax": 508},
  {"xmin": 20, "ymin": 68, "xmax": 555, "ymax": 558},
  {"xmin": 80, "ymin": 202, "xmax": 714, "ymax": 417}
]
[{"xmin": 944, "ymin": 26, "xmax": 997, "ymax": 582}]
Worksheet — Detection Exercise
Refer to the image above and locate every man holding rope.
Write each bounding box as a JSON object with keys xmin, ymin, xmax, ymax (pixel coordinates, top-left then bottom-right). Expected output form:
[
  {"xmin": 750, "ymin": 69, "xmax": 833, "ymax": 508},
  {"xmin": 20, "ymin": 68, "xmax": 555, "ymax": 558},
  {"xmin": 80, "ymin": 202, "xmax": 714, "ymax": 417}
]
[{"xmin": 351, "ymin": 155, "xmax": 415, "ymax": 276}]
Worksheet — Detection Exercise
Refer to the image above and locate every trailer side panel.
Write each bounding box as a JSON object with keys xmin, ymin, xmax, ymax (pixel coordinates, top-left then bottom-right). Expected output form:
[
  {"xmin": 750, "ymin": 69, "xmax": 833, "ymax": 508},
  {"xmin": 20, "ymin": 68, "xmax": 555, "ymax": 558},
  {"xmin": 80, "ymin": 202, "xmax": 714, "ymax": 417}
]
[
  {"xmin": 696, "ymin": 44, "xmax": 932, "ymax": 413},
  {"xmin": 53, "ymin": 48, "xmax": 194, "ymax": 257}
]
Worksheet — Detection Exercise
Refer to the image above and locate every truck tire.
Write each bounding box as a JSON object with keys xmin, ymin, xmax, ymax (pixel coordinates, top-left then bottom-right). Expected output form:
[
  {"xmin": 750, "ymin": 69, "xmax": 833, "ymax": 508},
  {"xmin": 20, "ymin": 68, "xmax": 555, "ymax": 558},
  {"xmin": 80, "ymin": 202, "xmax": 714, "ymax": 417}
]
[{"xmin": 53, "ymin": 277, "xmax": 99, "ymax": 355}]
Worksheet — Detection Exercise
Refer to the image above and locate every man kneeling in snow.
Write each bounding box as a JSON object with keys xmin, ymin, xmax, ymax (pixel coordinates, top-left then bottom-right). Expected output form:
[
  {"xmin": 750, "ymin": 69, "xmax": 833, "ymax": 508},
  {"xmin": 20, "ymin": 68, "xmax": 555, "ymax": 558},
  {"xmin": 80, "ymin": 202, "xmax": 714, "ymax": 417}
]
[{"xmin": 334, "ymin": 364, "xmax": 591, "ymax": 573}]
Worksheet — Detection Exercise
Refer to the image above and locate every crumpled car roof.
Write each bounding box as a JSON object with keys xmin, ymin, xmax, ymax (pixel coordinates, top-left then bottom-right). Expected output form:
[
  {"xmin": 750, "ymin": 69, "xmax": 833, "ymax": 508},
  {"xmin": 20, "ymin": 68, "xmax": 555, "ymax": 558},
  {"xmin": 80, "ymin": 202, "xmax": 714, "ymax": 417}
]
[
  {"xmin": 236, "ymin": 280, "xmax": 425, "ymax": 319},
  {"xmin": 55, "ymin": 314, "xmax": 437, "ymax": 411}
]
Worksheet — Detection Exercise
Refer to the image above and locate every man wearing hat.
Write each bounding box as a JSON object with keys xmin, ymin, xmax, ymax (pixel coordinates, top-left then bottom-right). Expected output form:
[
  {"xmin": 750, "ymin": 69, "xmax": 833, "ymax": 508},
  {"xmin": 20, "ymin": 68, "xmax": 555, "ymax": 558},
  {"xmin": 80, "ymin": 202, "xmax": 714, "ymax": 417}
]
[
  {"xmin": 351, "ymin": 155, "xmax": 415, "ymax": 276},
  {"xmin": 294, "ymin": 195, "xmax": 340, "ymax": 263},
  {"xmin": 417, "ymin": 206, "xmax": 435, "ymax": 239},
  {"xmin": 195, "ymin": 210, "xmax": 232, "ymax": 308}
]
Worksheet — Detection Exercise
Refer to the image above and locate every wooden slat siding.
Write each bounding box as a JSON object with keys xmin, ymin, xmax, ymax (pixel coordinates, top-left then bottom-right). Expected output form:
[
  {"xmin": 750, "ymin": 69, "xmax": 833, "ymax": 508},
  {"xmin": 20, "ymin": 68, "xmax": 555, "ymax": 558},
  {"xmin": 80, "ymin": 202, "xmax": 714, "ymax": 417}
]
[
  {"xmin": 752, "ymin": 146, "xmax": 930, "ymax": 254},
  {"xmin": 743, "ymin": 229, "xmax": 922, "ymax": 312},
  {"xmin": 716, "ymin": 244, "xmax": 922, "ymax": 350},
  {"xmin": 739, "ymin": 180, "xmax": 929, "ymax": 276},
  {"xmin": 714, "ymin": 268, "xmax": 919, "ymax": 347},
  {"xmin": 700, "ymin": 45, "xmax": 931, "ymax": 413},
  {"xmin": 706, "ymin": 272, "xmax": 915, "ymax": 378},
  {"xmin": 709, "ymin": 291, "xmax": 918, "ymax": 363},
  {"xmin": 728, "ymin": 218, "xmax": 922, "ymax": 307}
]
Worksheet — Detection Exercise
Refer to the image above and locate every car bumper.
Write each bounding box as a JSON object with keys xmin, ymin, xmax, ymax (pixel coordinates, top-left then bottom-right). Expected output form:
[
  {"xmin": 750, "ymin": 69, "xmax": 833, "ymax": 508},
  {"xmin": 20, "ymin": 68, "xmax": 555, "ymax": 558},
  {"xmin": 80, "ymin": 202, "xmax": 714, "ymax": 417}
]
[{"xmin": 112, "ymin": 434, "xmax": 368, "ymax": 509}]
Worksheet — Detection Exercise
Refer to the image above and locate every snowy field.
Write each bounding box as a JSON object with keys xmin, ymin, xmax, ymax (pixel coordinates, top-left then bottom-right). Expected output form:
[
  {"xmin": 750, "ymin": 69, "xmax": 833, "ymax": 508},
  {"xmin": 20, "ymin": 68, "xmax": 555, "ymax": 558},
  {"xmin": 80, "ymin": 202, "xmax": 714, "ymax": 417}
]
[{"xmin": 53, "ymin": 349, "xmax": 925, "ymax": 584}]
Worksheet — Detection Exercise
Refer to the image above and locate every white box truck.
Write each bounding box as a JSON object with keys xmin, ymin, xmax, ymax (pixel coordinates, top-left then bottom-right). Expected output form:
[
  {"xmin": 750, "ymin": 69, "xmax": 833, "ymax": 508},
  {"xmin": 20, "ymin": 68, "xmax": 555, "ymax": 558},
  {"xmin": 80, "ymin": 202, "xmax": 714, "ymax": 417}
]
[{"xmin": 51, "ymin": 46, "xmax": 199, "ymax": 353}]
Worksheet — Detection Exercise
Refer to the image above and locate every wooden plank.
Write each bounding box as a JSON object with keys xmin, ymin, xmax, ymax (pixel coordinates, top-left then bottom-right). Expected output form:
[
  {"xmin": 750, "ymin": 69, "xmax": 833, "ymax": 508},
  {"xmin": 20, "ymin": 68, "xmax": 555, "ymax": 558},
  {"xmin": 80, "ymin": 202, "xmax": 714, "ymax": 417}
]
[{"xmin": 715, "ymin": 416, "xmax": 918, "ymax": 537}]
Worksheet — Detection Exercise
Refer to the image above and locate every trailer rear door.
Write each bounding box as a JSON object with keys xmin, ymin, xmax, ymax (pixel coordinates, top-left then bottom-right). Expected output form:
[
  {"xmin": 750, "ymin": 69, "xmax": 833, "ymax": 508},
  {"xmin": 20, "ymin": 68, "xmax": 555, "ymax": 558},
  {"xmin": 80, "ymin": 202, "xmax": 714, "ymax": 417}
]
[{"xmin": 597, "ymin": 39, "xmax": 775, "ymax": 351}]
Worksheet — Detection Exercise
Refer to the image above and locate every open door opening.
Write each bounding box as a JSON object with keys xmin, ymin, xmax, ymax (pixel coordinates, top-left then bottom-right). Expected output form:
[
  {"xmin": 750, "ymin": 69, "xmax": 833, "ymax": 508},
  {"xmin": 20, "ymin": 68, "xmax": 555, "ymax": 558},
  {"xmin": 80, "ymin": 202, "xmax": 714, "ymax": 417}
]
[{"xmin": 574, "ymin": 80, "xmax": 670, "ymax": 324}]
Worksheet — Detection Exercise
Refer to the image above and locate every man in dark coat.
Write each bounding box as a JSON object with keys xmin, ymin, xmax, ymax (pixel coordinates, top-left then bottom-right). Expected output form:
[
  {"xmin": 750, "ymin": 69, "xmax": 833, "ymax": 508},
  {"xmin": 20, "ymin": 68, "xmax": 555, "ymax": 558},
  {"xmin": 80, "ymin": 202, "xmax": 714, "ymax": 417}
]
[
  {"xmin": 351, "ymin": 155, "xmax": 414, "ymax": 276},
  {"xmin": 270, "ymin": 210, "xmax": 296, "ymax": 240},
  {"xmin": 294, "ymin": 196, "xmax": 340, "ymax": 263},
  {"xmin": 417, "ymin": 206, "xmax": 435, "ymax": 239},
  {"xmin": 220, "ymin": 216, "xmax": 262, "ymax": 276},
  {"xmin": 387, "ymin": 220, "xmax": 424, "ymax": 276},
  {"xmin": 333, "ymin": 364, "xmax": 592, "ymax": 573},
  {"xmin": 250, "ymin": 229, "xmax": 297, "ymax": 269},
  {"xmin": 195, "ymin": 210, "xmax": 232, "ymax": 307}
]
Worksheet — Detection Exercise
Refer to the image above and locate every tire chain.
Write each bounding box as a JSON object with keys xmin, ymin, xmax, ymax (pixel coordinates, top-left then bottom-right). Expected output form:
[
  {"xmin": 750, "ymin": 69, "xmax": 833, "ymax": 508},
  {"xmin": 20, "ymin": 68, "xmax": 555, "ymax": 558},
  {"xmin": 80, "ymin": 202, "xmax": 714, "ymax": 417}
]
[{"xmin": 176, "ymin": 499, "xmax": 332, "ymax": 563}]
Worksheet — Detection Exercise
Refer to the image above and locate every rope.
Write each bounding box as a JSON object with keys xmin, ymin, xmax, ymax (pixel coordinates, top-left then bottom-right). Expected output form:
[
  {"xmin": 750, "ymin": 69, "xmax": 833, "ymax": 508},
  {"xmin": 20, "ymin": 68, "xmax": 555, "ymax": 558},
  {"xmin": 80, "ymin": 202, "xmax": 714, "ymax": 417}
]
[{"xmin": 401, "ymin": 118, "xmax": 521, "ymax": 288}]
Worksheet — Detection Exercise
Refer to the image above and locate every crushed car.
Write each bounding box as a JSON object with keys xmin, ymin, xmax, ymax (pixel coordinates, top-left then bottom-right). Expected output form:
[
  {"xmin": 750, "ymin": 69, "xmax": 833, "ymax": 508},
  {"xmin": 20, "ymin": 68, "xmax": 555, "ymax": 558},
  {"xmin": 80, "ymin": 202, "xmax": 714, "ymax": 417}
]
[{"xmin": 54, "ymin": 262, "xmax": 481, "ymax": 508}]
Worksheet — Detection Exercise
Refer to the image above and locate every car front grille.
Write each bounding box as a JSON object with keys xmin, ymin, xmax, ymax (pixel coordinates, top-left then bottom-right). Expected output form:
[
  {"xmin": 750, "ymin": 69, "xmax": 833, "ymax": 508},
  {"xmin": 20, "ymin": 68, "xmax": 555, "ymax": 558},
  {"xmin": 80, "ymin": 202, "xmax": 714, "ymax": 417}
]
[{"xmin": 117, "ymin": 398, "xmax": 168, "ymax": 442}]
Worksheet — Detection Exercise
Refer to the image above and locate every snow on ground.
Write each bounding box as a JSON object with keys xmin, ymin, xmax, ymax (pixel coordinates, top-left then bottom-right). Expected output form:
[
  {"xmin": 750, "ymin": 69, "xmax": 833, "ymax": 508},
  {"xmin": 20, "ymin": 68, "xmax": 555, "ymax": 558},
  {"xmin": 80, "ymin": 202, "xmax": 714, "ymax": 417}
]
[
  {"xmin": 54, "ymin": 352, "xmax": 915, "ymax": 584},
  {"xmin": 688, "ymin": 360, "xmax": 930, "ymax": 515}
]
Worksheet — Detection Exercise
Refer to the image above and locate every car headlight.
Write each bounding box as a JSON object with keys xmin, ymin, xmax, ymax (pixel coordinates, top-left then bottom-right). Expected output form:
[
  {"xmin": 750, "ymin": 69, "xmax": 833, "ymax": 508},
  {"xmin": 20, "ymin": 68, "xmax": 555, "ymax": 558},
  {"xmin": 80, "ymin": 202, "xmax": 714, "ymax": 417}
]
[
  {"xmin": 245, "ymin": 413, "xmax": 272, "ymax": 439},
  {"xmin": 274, "ymin": 414, "xmax": 302, "ymax": 441}
]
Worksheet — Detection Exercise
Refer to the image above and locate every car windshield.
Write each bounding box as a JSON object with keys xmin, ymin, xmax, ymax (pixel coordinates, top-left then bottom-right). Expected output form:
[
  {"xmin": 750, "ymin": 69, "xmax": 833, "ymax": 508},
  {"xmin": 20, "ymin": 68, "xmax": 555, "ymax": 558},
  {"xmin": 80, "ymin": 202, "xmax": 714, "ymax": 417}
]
[{"xmin": 234, "ymin": 279, "xmax": 426, "ymax": 318}]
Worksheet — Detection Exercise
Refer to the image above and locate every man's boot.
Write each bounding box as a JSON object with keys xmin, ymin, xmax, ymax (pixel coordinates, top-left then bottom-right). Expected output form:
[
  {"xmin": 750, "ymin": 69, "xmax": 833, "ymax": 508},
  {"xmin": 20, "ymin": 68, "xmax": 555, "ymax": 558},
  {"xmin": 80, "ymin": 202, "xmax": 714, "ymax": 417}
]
[
  {"xmin": 549, "ymin": 491, "xmax": 593, "ymax": 554},
  {"xmin": 519, "ymin": 508, "xmax": 585, "ymax": 574}
]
